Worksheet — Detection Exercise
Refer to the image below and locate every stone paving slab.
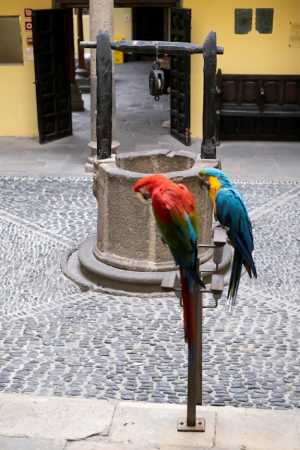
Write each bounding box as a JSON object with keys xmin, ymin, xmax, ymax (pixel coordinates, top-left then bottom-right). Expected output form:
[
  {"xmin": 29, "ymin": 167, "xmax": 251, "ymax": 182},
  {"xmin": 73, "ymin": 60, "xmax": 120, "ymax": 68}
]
[
  {"xmin": 67, "ymin": 443, "xmax": 216, "ymax": 450},
  {"xmin": 0, "ymin": 395, "xmax": 299, "ymax": 450},
  {"xmin": 214, "ymin": 406, "xmax": 300, "ymax": 450},
  {"xmin": 66, "ymin": 442, "xmax": 157, "ymax": 450},
  {"xmin": 0, "ymin": 394, "xmax": 115, "ymax": 440},
  {"xmin": 110, "ymin": 401, "xmax": 215, "ymax": 449},
  {"xmin": 0, "ymin": 437, "xmax": 65, "ymax": 450}
]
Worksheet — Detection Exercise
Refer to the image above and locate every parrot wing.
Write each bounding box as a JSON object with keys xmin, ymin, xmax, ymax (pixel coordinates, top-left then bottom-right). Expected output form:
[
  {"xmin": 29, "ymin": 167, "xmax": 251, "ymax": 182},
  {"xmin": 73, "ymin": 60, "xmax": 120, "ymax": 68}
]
[
  {"xmin": 176, "ymin": 183, "xmax": 199, "ymax": 235},
  {"xmin": 216, "ymin": 188, "xmax": 257, "ymax": 278},
  {"xmin": 152, "ymin": 184, "xmax": 204, "ymax": 345},
  {"xmin": 152, "ymin": 186, "xmax": 198, "ymax": 271}
]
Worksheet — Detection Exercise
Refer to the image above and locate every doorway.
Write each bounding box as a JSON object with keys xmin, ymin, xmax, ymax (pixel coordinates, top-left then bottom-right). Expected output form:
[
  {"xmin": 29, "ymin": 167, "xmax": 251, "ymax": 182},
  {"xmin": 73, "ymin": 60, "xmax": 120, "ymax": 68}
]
[{"xmin": 133, "ymin": 7, "xmax": 167, "ymax": 41}]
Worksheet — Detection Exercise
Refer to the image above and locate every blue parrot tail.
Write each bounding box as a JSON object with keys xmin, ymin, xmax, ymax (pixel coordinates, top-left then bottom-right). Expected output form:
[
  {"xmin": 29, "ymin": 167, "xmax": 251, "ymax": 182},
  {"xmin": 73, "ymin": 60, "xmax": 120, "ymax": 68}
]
[
  {"xmin": 244, "ymin": 255, "xmax": 257, "ymax": 279},
  {"xmin": 227, "ymin": 250, "xmax": 243, "ymax": 307}
]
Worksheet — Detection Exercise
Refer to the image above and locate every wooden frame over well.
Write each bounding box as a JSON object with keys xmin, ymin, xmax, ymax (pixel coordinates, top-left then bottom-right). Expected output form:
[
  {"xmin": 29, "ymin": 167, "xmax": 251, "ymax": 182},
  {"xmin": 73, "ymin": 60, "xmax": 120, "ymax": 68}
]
[{"xmin": 55, "ymin": 0, "xmax": 179, "ymax": 8}]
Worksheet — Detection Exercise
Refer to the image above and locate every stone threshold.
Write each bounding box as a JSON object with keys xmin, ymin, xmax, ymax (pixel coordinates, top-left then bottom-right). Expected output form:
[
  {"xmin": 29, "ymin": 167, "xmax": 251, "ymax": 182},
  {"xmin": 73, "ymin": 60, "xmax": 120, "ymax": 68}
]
[{"xmin": 0, "ymin": 393, "xmax": 299, "ymax": 450}]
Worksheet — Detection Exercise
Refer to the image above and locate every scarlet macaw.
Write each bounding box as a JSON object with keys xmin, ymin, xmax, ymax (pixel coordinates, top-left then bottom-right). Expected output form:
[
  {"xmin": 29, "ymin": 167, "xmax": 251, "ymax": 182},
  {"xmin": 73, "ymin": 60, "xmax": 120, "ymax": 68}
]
[
  {"xmin": 199, "ymin": 167, "xmax": 257, "ymax": 309},
  {"xmin": 133, "ymin": 174, "xmax": 205, "ymax": 344}
]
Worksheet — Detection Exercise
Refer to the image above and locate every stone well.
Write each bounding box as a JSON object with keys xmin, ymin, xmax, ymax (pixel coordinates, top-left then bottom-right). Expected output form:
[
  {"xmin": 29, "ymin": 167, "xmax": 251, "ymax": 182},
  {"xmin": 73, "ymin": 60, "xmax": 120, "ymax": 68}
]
[{"xmin": 63, "ymin": 150, "xmax": 231, "ymax": 292}]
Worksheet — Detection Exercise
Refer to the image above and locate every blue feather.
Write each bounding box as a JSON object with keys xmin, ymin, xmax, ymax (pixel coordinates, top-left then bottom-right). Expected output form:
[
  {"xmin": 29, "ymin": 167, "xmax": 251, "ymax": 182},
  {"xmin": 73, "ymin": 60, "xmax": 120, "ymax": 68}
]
[
  {"xmin": 215, "ymin": 187, "xmax": 257, "ymax": 305},
  {"xmin": 199, "ymin": 167, "xmax": 257, "ymax": 306},
  {"xmin": 199, "ymin": 167, "xmax": 233, "ymax": 189}
]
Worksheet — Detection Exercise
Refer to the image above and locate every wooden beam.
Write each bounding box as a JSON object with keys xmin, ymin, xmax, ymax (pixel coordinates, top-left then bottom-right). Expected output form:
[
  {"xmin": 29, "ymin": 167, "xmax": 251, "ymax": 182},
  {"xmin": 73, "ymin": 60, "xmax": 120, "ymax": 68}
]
[
  {"xmin": 81, "ymin": 39, "xmax": 224, "ymax": 56},
  {"xmin": 115, "ymin": 0, "xmax": 177, "ymax": 7},
  {"xmin": 59, "ymin": 0, "xmax": 178, "ymax": 7},
  {"xmin": 59, "ymin": 0, "xmax": 88, "ymax": 7}
]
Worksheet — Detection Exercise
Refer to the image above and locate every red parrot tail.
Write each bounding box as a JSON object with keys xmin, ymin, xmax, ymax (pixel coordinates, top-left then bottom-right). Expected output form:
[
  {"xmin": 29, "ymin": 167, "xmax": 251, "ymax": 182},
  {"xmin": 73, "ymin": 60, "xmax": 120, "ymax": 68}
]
[{"xmin": 179, "ymin": 268, "xmax": 200, "ymax": 345}]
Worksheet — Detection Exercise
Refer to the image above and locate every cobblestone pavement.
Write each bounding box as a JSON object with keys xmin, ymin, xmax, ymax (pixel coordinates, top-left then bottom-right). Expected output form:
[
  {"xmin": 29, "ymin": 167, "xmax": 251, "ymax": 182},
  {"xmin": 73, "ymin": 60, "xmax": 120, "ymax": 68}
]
[{"xmin": 0, "ymin": 176, "xmax": 299, "ymax": 409}]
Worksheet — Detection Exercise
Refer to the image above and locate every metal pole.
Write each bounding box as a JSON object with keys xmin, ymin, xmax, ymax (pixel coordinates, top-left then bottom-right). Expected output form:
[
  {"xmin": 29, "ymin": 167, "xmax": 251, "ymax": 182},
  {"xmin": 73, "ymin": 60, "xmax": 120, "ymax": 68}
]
[
  {"xmin": 187, "ymin": 342, "xmax": 197, "ymax": 427},
  {"xmin": 178, "ymin": 286, "xmax": 205, "ymax": 432},
  {"xmin": 186, "ymin": 288, "xmax": 202, "ymax": 426},
  {"xmin": 196, "ymin": 291, "xmax": 203, "ymax": 406}
]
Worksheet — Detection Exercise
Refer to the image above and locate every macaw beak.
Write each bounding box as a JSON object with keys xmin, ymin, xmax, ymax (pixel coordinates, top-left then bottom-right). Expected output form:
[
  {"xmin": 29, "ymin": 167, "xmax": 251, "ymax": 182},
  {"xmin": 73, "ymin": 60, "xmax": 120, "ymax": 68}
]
[
  {"xmin": 136, "ymin": 191, "xmax": 150, "ymax": 203},
  {"xmin": 198, "ymin": 175, "xmax": 210, "ymax": 189}
]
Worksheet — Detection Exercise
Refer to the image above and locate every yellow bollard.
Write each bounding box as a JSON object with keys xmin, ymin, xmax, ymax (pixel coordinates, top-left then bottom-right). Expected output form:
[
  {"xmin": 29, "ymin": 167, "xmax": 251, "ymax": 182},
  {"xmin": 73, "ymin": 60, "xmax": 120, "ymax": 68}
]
[{"xmin": 113, "ymin": 34, "xmax": 124, "ymax": 64}]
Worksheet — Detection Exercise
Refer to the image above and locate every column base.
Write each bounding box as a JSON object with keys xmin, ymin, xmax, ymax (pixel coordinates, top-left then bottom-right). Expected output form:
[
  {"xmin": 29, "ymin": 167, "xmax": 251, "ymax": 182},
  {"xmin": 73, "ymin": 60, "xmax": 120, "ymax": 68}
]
[
  {"xmin": 71, "ymin": 82, "xmax": 84, "ymax": 112},
  {"xmin": 85, "ymin": 140, "xmax": 121, "ymax": 173}
]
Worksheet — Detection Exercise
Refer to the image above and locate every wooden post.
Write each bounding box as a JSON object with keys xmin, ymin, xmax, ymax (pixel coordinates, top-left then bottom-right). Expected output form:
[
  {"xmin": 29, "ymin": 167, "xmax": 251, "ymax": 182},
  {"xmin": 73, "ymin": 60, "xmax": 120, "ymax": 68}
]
[
  {"xmin": 201, "ymin": 31, "xmax": 217, "ymax": 159},
  {"xmin": 96, "ymin": 32, "xmax": 112, "ymax": 159}
]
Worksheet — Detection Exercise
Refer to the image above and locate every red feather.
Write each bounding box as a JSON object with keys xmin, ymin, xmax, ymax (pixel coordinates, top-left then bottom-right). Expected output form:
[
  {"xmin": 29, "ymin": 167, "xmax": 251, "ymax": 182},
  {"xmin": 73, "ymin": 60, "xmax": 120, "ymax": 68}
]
[
  {"xmin": 179, "ymin": 268, "xmax": 198, "ymax": 344},
  {"xmin": 133, "ymin": 174, "xmax": 202, "ymax": 345}
]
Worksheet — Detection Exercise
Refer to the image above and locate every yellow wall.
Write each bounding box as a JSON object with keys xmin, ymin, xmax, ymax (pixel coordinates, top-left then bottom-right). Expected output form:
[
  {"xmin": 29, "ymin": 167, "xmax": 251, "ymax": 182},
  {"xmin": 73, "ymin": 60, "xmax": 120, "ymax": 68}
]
[
  {"xmin": 73, "ymin": 8, "xmax": 132, "ymax": 58},
  {"xmin": 114, "ymin": 8, "xmax": 132, "ymax": 40},
  {"xmin": 0, "ymin": 0, "xmax": 52, "ymax": 137},
  {"xmin": 183, "ymin": 0, "xmax": 300, "ymax": 138},
  {"xmin": 73, "ymin": 14, "xmax": 90, "ymax": 58}
]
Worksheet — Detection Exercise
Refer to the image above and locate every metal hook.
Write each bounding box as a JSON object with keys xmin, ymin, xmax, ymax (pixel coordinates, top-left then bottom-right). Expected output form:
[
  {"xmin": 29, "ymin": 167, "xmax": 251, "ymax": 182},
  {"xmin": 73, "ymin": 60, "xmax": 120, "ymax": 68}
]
[{"xmin": 155, "ymin": 41, "xmax": 159, "ymax": 63}]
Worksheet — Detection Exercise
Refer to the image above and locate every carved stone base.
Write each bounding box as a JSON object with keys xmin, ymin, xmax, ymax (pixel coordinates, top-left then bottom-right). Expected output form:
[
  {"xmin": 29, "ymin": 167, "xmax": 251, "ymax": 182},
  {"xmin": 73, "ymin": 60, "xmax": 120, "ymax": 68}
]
[{"xmin": 62, "ymin": 235, "xmax": 232, "ymax": 293}]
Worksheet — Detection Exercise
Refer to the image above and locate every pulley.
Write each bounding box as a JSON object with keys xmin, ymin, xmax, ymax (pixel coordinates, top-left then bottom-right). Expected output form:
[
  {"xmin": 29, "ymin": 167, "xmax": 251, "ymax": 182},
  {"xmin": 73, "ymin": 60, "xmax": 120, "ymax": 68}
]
[{"xmin": 149, "ymin": 43, "xmax": 165, "ymax": 101}]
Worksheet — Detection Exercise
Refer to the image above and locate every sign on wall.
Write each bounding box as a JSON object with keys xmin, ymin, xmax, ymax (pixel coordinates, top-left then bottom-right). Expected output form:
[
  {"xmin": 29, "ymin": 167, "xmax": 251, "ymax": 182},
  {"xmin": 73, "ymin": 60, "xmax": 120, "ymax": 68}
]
[
  {"xmin": 235, "ymin": 9, "xmax": 252, "ymax": 34},
  {"xmin": 289, "ymin": 22, "xmax": 300, "ymax": 48},
  {"xmin": 256, "ymin": 8, "xmax": 274, "ymax": 34},
  {"xmin": 24, "ymin": 8, "xmax": 32, "ymax": 33}
]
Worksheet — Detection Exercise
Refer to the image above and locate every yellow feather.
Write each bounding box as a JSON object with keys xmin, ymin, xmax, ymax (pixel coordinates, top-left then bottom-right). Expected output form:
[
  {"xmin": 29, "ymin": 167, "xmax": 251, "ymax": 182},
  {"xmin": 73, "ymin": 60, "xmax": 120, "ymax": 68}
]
[{"xmin": 207, "ymin": 176, "xmax": 222, "ymax": 211}]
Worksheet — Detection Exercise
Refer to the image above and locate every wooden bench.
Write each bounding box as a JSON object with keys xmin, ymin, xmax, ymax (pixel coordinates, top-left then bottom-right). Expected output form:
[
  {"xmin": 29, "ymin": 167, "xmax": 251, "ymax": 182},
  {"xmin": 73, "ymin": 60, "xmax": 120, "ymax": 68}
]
[{"xmin": 216, "ymin": 70, "xmax": 300, "ymax": 141}]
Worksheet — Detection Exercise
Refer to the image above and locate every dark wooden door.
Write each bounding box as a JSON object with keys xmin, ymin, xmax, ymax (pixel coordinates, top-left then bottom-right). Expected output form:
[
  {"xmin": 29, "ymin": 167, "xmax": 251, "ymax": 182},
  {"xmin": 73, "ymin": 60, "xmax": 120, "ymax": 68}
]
[
  {"xmin": 170, "ymin": 8, "xmax": 191, "ymax": 145},
  {"xmin": 32, "ymin": 9, "xmax": 73, "ymax": 143},
  {"xmin": 133, "ymin": 7, "xmax": 165, "ymax": 41},
  {"xmin": 218, "ymin": 74, "xmax": 300, "ymax": 141}
]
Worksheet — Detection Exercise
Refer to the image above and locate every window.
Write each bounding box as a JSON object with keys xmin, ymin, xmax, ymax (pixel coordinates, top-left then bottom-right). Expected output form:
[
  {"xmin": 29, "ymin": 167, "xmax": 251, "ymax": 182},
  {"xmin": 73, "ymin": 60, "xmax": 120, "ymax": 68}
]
[{"xmin": 0, "ymin": 16, "xmax": 23, "ymax": 64}]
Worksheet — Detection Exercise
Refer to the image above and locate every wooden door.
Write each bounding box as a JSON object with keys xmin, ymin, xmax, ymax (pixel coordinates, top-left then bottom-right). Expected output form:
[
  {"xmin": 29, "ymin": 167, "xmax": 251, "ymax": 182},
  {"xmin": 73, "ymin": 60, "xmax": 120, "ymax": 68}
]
[
  {"xmin": 32, "ymin": 9, "xmax": 73, "ymax": 143},
  {"xmin": 170, "ymin": 8, "xmax": 191, "ymax": 145}
]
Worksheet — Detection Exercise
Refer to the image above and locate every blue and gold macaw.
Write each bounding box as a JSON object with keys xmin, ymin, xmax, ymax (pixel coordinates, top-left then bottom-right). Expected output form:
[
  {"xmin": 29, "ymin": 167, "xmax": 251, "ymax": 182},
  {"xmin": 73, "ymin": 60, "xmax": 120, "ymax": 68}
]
[{"xmin": 199, "ymin": 168, "xmax": 257, "ymax": 309}]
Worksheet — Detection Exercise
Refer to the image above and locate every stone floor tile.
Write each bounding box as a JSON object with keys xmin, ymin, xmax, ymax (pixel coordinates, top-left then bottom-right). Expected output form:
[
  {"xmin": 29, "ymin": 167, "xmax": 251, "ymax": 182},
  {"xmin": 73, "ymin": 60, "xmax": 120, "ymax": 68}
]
[
  {"xmin": 0, "ymin": 437, "xmax": 65, "ymax": 450},
  {"xmin": 0, "ymin": 394, "xmax": 116, "ymax": 440},
  {"xmin": 110, "ymin": 401, "xmax": 215, "ymax": 449}
]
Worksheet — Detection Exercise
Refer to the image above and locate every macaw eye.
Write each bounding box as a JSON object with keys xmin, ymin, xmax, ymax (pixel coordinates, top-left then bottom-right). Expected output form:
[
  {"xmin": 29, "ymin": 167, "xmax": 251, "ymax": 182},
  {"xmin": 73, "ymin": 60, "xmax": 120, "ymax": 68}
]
[{"xmin": 198, "ymin": 175, "xmax": 210, "ymax": 189}]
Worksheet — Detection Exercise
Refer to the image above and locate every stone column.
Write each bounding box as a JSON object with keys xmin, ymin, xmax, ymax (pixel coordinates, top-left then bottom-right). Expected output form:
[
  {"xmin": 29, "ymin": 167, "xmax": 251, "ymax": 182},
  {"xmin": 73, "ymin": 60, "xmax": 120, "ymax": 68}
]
[
  {"xmin": 86, "ymin": 0, "xmax": 119, "ymax": 172},
  {"xmin": 69, "ymin": 8, "xmax": 84, "ymax": 112},
  {"xmin": 75, "ymin": 8, "xmax": 90, "ymax": 95},
  {"xmin": 77, "ymin": 8, "xmax": 86, "ymax": 71}
]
